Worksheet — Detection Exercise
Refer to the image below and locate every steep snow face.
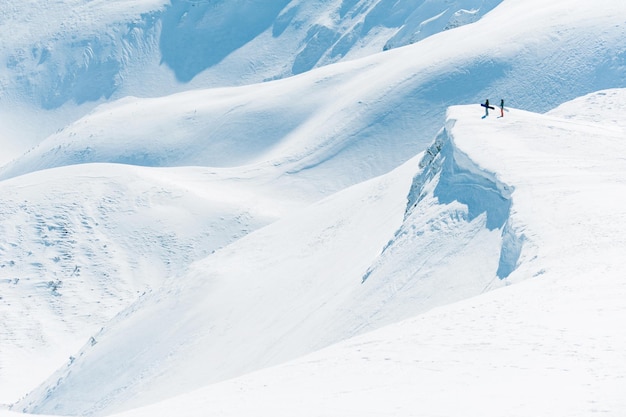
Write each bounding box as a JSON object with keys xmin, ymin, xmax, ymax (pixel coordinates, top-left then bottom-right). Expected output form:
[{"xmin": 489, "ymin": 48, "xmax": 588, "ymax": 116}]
[
  {"xmin": 159, "ymin": 0, "xmax": 292, "ymax": 82},
  {"xmin": 0, "ymin": 0, "xmax": 503, "ymax": 106},
  {"xmin": 171, "ymin": 0, "xmax": 503, "ymax": 78},
  {"xmin": 446, "ymin": 102, "xmax": 626, "ymax": 290},
  {"xmin": 0, "ymin": 0, "xmax": 169, "ymax": 160},
  {"xmin": 362, "ymin": 122, "xmax": 518, "ymax": 305},
  {"xmin": 0, "ymin": 0, "xmax": 168, "ymax": 108}
]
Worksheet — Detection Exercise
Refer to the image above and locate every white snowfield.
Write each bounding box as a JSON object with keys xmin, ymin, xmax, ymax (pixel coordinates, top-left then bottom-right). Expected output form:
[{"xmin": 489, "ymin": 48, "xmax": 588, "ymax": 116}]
[
  {"xmin": 8, "ymin": 95, "xmax": 626, "ymax": 417},
  {"xmin": 100, "ymin": 97, "xmax": 626, "ymax": 417},
  {"xmin": 1, "ymin": 0, "xmax": 626, "ymax": 416},
  {"xmin": 0, "ymin": 0, "xmax": 504, "ymax": 162}
]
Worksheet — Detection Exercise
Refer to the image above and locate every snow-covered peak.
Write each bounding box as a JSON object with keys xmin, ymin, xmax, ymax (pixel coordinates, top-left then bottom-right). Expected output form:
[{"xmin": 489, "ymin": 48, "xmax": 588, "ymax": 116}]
[
  {"xmin": 12, "ymin": 91, "xmax": 626, "ymax": 416},
  {"xmin": 3, "ymin": 0, "xmax": 626, "ymax": 178},
  {"xmin": 1, "ymin": 0, "xmax": 504, "ymax": 103},
  {"xmin": 3, "ymin": 0, "xmax": 626, "ymax": 415}
]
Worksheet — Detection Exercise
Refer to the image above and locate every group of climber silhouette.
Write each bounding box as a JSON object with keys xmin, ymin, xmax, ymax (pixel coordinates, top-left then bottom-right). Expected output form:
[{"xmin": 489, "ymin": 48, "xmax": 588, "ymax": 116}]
[{"xmin": 481, "ymin": 99, "xmax": 505, "ymax": 118}]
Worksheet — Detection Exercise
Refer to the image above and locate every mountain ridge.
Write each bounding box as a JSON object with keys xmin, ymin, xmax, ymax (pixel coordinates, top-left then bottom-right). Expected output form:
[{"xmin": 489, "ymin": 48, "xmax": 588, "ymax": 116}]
[
  {"xmin": 14, "ymin": 93, "xmax": 626, "ymax": 416},
  {"xmin": 2, "ymin": 0, "xmax": 626, "ymax": 415}
]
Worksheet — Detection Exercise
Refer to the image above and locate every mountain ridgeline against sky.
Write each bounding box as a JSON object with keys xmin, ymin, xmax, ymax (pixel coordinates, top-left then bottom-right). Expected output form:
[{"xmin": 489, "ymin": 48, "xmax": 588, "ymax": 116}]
[{"xmin": 2, "ymin": 1, "xmax": 626, "ymax": 416}]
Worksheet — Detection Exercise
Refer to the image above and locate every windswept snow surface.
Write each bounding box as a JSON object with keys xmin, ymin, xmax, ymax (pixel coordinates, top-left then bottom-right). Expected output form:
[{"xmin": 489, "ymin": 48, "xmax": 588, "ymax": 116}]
[
  {"xmin": 2, "ymin": 0, "xmax": 626, "ymax": 169},
  {"xmin": 0, "ymin": 163, "xmax": 298, "ymax": 403},
  {"xmin": 0, "ymin": 0, "xmax": 503, "ymax": 163},
  {"xmin": 62, "ymin": 95, "xmax": 626, "ymax": 417},
  {"xmin": 12, "ymin": 94, "xmax": 626, "ymax": 416},
  {"xmin": 2, "ymin": 0, "xmax": 626, "ymax": 415}
]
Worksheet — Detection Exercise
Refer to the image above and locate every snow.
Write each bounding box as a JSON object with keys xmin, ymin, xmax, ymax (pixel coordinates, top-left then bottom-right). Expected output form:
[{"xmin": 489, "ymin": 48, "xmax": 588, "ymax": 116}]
[
  {"xmin": 0, "ymin": 163, "xmax": 290, "ymax": 402},
  {"xmin": 2, "ymin": 0, "xmax": 626, "ymax": 416},
  {"xmin": 3, "ymin": 0, "xmax": 625, "ymax": 167},
  {"xmin": 0, "ymin": 0, "xmax": 505, "ymax": 162},
  {"xmin": 7, "ymin": 94, "xmax": 626, "ymax": 417},
  {"xmin": 66, "ymin": 96, "xmax": 626, "ymax": 417},
  {"xmin": 108, "ymin": 271, "xmax": 626, "ymax": 417}
]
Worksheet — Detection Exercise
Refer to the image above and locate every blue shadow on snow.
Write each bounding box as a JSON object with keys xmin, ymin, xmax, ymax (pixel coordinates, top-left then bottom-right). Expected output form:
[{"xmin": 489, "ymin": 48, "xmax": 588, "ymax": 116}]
[
  {"xmin": 433, "ymin": 139, "xmax": 522, "ymax": 279},
  {"xmin": 160, "ymin": 0, "xmax": 290, "ymax": 82}
]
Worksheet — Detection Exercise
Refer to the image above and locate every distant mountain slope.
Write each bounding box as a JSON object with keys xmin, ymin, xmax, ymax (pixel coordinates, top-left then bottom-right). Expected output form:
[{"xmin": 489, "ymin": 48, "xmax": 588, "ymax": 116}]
[
  {"xmin": 1, "ymin": 0, "xmax": 503, "ymax": 106},
  {"xmin": 0, "ymin": 0, "xmax": 503, "ymax": 159},
  {"xmin": 2, "ymin": 0, "xmax": 626, "ymax": 186},
  {"xmin": 160, "ymin": 0, "xmax": 504, "ymax": 81}
]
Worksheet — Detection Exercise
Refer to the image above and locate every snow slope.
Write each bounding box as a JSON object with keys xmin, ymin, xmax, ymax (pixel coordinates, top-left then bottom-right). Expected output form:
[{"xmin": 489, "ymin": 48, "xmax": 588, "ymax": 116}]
[
  {"xmin": 2, "ymin": 0, "xmax": 625, "ymax": 186},
  {"xmin": 11, "ymin": 116, "xmax": 508, "ymax": 415},
  {"xmin": 16, "ymin": 90, "xmax": 626, "ymax": 417},
  {"xmin": 0, "ymin": 0, "xmax": 503, "ymax": 163},
  {"xmin": 2, "ymin": 0, "xmax": 626, "ymax": 415},
  {"xmin": 0, "ymin": 162, "xmax": 301, "ymax": 403}
]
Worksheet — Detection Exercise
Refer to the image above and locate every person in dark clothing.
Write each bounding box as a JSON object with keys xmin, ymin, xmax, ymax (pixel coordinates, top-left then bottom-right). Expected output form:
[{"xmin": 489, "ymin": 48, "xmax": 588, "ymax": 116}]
[
  {"xmin": 500, "ymin": 99, "xmax": 505, "ymax": 117},
  {"xmin": 484, "ymin": 99, "xmax": 490, "ymax": 117}
]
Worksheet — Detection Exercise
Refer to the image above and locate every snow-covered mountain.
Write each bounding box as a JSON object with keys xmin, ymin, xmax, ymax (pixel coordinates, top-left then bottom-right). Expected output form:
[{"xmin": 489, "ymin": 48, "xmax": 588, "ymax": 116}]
[
  {"xmin": 1, "ymin": 0, "xmax": 626, "ymax": 416},
  {"xmin": 106, "ymin": 92, "xmax": 626, "ymax": 417},
  {"xmin": 7, "ymin": 89, "xmax": 626, "ymax": 417},
  {"xmin": 0, "ymin": 0, "xmax": 503, "ymax": 162}
]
